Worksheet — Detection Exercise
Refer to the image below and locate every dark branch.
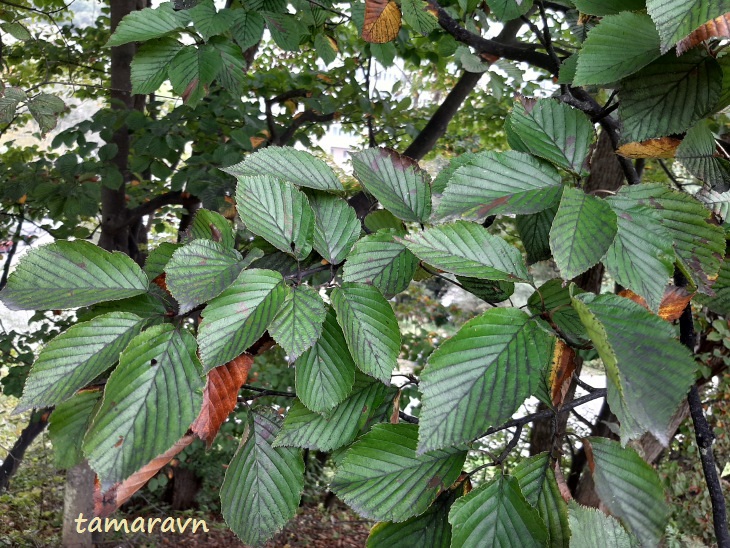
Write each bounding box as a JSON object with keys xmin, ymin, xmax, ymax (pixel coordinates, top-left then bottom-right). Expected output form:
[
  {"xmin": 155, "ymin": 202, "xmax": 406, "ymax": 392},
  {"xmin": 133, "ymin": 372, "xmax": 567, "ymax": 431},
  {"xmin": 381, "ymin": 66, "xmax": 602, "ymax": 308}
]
[
  {"xmin": 274, "ymin": 110, "xmax": 337, "ymax": 146},
  {"xmin": 125, "ymin": 191, "xmax": 187, "ymax": 222},
  {"xmin": 239, "ymin": 385, "xmax": 296, "ymax": 398},
  {"xmin": 0, "ymin": 408, "xmax": 51, "ymax": 492},
  {"xmin": 0, "ymin": 212, "xmax": 23, "ymax": 291}
]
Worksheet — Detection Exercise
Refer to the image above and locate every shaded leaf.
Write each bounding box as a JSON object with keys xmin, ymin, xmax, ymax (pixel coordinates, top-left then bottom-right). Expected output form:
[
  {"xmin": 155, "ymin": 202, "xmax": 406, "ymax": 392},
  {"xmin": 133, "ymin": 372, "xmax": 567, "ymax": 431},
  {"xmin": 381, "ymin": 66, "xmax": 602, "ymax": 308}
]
[
  {"xmin": 168, "ymin": 44, "xmax": 222, "ymax": 106},
  {"xmin": 676, "ymin": 121, "xmax": 730, "ymax": 191},
  {"xmin": 188, "ymin": 0, "xmax": 232, "ymax": 40},
  {"xmin": 187, "ymin": 208, "xmax": 235, "ymax": 248},
  {"xmin": 401, "ymin": 0, "xmax": 438, "ymax": 35},
  {"xmin": 517, "ymin": 205, "xmax": 557, "ymax": 265},
  {"xmin": 456, "ymin": 276, "xmax": 514, "ymax": 303},
  {"xmin": 485, "ymin": 0, "xmax": 534, "ymax": 21},
  {"xmin": 647, "ymin": 0, "xmax": 730, "ymax": 53},
  {"xmin": 48, "ymin": 391, "xmax": 101, "ymax": 469},
  {"xmin": 107, "ymin": 3, "xmax": 186, "ymax": 46},
  {"xmin": 131, "ymin": 37, "xmax": 182, "ymax": 94},
  {"xmin": 618, "ymin": 286, "xmax": 694, "ymax": 321}
]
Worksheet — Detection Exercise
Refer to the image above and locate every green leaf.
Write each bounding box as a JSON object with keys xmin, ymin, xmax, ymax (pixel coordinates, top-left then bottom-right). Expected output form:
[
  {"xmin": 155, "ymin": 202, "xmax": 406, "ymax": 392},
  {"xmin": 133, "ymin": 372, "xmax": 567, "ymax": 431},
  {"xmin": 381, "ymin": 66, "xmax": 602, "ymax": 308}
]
[
  {"xmin": 604, "ymin": 202, "xmax": 674, "ymax": 312},
  {"xmin": 455, "ymin": 277, "xmax": 514, "ymax": 303},
  {"xmin": 331, "ymin": 283, "xmax": 401, "ymax": 383},
  {"xmin": 584, "ymin": 437, "xmax": 669, "ymax": 546},
  {"xmin": 27, "ymin": 93, "xmax": 65, "ymax": 134},
  {"xmin": 676, "ymin": 121, "xmax": 730, "ymax": 191},
  {"xmin": 187, "ymin": 208, "xmax": 235, "ymax": 248},
  {"xmin": 507, "ymin": 99, "xmax": 595, "ymax": 174},
  {"xmin": 647, "ymin": 0, "xmax": 730, "ymax": 54},
  {"xmin": 619, "ymin": 49, "xmax": 723, "ymax": 143},
  {"xmin": 557, "ymin": 54, "xmax": 578, "ymax": 85},
  {"xmin": 485, "ymin": 0, "xmax": 534, "ymax": 21},
  {"xmin": 309, "ymin": 193, "xmax": 361, "ymax": 264},
  {"xmin": 701, "ymin": 256, "xmax": 730, "ymax": 315},
  {"xmin": 568, "ymin": 503, "xmax": 638, "ymax": 548},
  {"xmin": 314, "ymin": 33, "xmax": 338, "ymax": 65},
  {"xmin": 221, "ymin": 413, "xmax": 304, "ymax": 546},
  {"xmin": 131, "ymin": 37, "xmax": 183, "ymax": 94},
  {"xmin": 517, "ymin": 205, "xmax": 558, "ymax": 265},
  {"xmin": 224, "ymin": 147, "xmax": 343, "ymax": 192},
  {"xmin": 352, "ymin": 148, "xmax": 432, "ymax": 223},
  {"xmin": 269, "ymin": 284, "xmax": 326, "ymax": 360},
  {"xmin": 274, "ymin": 375, "xmax": 387, "ymax": 451},
  {"xmin": 49, "ymin": 391, "xmax": 101, "ymax": 469},
  {"xmin": 402, "ymin": 221, "xmax": 530, "ymax": 282},
  {"xmin": 165, "ymin": 240, "xmax": 243, "ymax": 314},
  {"xmin": 435, "ymin": 151, "xmax": 563, "ymax": 222},
  {"xmin": 107, "ymin": 3, "xmax": 186, "ymax": 46},
  {"xmin": 0, "ymin": 87, "xmax": 27, "ymax": 123},
  {"xmin": 295, "ymin": 307, "xmax": 357, "ymax": 413},
  {"xmin": 418, "ymin": 308, "xmax": 552, "ymax": 453},
  {"xmin": 401, "ymin": 0, "xmax": 439, "ymax": 35},
  {"xmin": 197, "ymin": 269, "xmax": 288, "ymax": 371},
  {"xmin": 513, "ymin": 453, "xmax": 570, "ymax": 548},
  {"xmin": 574, "ymin": 13, "xmax": 661, "ymax": 85},
  {"xmin": 528, "ymin": 279, "xmax": 589, "ymax": 346},
  {"xmin": 17, "ymin": 312, "xmax": 147, "ymax": 412},
  {"xmin": 573, "ymin": 0, "xmax": 645, "ymax": 15},
  {"xmin": 343, "ymin": 229, "xmax": 418, "ymax": 298},
  {"xmin": 572, "ymin": 293, "xmax": 697, "ymax": 444},
  {"xmin": 168, "ymin": 44, "xmax": 222, "ymax": 106},
  {"xmin": 449, "ymin": 474, "xmax": 549, "ymax": 548},
  {"xmin": 364, "ymin": 209, "xmax": 406, "ymax": 235},
  {"xmin": 0, "ymin": 240, "xmax": 148, "ymax": 311},
  {"xmin": 1, "ymin": 21, "xmax": 32, "ymax": 41},
  {"xmin": 614, "ymin": 183, "xmax": 725, "ymax": 293},
  {"xmin": 188, "ymin": 0, "xmax": 232, "ymax": 40},
  {"xmin": 262, "ymin": 12, "xmax": 307, "ymax": 51},
  {"xmin": 83, "ymin": 324, "xmax": 204, "ymax": 488},
  {"xmin": 230, "ymin": 8, "xmax": 265, "ymax": 50},
  {"xmin": 211, "ymin": 38, "xmax": 247, "ymax": 92},
  {"xmin": 550, "ymin": 187, "xmax": 617, "ymax": 280},
  {"xmin": 236, "ymin": 175, "xmax": 315, "ymax": 260},
  {"xmin": 431, "ymin": 152, "xmax": 479, "ymax": 196},
  {"xmin": 331, "ymin": 424, "xmax": 466, "ymax": 522}
]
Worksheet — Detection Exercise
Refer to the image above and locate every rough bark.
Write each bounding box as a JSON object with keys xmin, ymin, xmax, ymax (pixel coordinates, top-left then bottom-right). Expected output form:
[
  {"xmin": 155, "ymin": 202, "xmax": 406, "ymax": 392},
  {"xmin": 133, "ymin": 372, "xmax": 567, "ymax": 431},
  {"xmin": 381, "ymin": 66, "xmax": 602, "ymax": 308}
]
[{"xmin": 61, "ymin": 461, "xmax": 96, "ymax": 548}]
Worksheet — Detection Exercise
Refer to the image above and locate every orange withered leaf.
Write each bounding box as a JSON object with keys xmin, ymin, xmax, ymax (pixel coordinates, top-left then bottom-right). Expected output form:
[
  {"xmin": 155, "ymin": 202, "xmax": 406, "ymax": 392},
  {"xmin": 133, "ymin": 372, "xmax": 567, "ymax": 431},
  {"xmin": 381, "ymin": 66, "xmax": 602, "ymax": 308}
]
[
  {"xmin": 549, "ymin": 339, "xmax": 577, "ymax": 407},
  {"xmin": 151, "ymin": 272, "xmax": 168, "ymax": 294},
  {"xmin": 617, "ymin": 137, "xmax": 681, "ymax": 159},
  {"xmin": 362, "ymin": 0, "xmax": 402, "ymax": 43},
  {"xmin": 191, "ymin": 354, "xmax": 253, "ymax": 447},
  {"xmin": 676, "ymin": 13, "xmax": 730, "ymax": 55},
  {"xmin": 618, "ymin": 286, "xmax": 694, "ymax": 321}
]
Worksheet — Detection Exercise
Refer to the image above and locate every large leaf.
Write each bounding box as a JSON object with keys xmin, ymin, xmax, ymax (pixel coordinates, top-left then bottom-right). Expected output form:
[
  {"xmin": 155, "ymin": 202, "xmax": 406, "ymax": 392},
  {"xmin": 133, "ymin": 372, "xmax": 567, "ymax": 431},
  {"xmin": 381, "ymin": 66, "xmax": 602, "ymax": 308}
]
[
  {"xmin": 574, "ymin": 12, "xmax": 661, "ymax": 85},
  {"xmin": 168, "ymin": 44, "xmax": 222, "ymax": 106},
  {"xmin": 331, "ymin": 283, "xmax": 400, "ymax": 383},
  {"xmin": 619, "ymin": 49, "xmax": 723, "ymax": 143},
  {"xmin": 197, "ymin": 269, "xmax": 288, "ymax": 371},
  {"xmin": 528, "ymin": 279, "xmax": 589, "ymax": 347},
  {"xmin": 362, "ymin": 0, "xmax": 402, "ymax": 43},
  {"xmin": 435, "ymin": 151, "xmax": 563, "ymax": 222},
  {"xmin": 236, "ymin": 175, "xmax": 315, "ymax": 260},
  {"xmin": 0, "ymin": 240, "xmax": 148, "ymax": 311},
  {"xmin": 17, "ymin": 312, "xmax": 147, "ymax": 412},
  {"xmin": 220, "ymin": 413, "xmax": 304, "ymax": 545},
  {"xmin": 230, "ymin": 8, "xmax": 265, "ymax": 50},
  {"xmin": 572, "ymin": 293, "xmax": 697, "ymax": 444},
  {"xmin": 647, "ymin": 0, "xmax": 730, "ymax": 53},
  {"xmin": 165, "ymin": 240, "xmax": 243, "ymax": 314},
  {"xmin": 274, "ymin": 375, "xmax": 387, "ymax": 451},
  {"xmin": 330, "ymin": 424, "xmax": 466, "ymax": 522},
  {"xmin": 418, "ymin": 308, "xmax": 553, "ymax": 453},
  {"xmin": 223, "ymin": 147, "xmax": 343, "ymax": 191},
  {"xmin": 584, "ymin": 437, "xmax": 669, "ymax": 546},
  {"xmin": 513, "ymin": 453, "xmax": 570, "ymax": 548},
  {"xmin": 507, "ymin": 99, "xmax": 595, "ymax": 175},
  {"xmin": 604, "ymin": 202, "xmax": 675, "ymax": 313},
  {"xmin": 549, "ymin": 187, "xmax": 617, "ymax": 280},
  {"xmin": 351, "ymin": 148, "xmax": 432, "ymax": 223},
  {"xmin": 295, "ymin": 307, "xmax": 357, "ymax": 413},
  {"xmin": 83, "ymin": 324, "xmax": 204, "ymax": 489},
  {"xmin": 48, "ymin": 391, "xmax": 101, "ymax": 469},
  {"xmin": 131, "ymin": 37, "xmax": 183, "ymax": 94},
  {"xmin": 568, "ymin": 503, "xmax": 638, "ymax": 547},
  {"xmin": 402, "ymin": 221, "xmax": 530, "ymax": 282},
  {"xmin": 448, "ymin": 474, "xmax": 549, "ymax": 548},
  {"xmin": 107, "ymin": 3, "xmax": 186, "ymax": 46},
  {"xmin": 517, "ymin": 205, "xmax": 557, "ymax": 265},
  {"xmin": 309, "ymin": 193, "xmax": 361, "ymax": 265},
  {"xmin": 676, "ymin": 121, "xmax": 730, "ymax": 192},
  {"xmin": 343, "ymin": 229, "xmax": 418, "ymax": 298},
  {"xmin": 269, "ymin": 284, "xmax": 327, "ymax": 360}
]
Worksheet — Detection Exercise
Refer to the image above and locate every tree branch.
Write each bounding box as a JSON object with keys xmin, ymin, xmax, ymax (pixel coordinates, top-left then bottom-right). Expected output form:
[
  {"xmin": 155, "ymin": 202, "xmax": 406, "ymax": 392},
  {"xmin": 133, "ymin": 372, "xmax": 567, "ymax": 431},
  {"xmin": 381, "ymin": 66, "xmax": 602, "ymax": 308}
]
[
  {"xmin": 274, "ymin": 110, "xmax": 337, "ymax": 146},
  {"xmin": 0, "ymin": 408, "xmax": 52, "ymax": 492},
  {"xmin": 0, "ymin": 211, "xmax": 23, "ymax": 291},
  {"xmin": 125, "ymin": 191, "xmax": 187, "ymax": 222}
]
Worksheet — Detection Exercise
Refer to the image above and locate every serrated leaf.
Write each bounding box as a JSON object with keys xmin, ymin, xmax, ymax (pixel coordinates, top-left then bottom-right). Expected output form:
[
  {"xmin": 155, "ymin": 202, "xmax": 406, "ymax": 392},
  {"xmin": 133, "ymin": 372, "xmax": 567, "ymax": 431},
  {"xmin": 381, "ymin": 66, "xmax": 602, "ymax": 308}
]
[
  {"xmin": 0, "ymin": 240, "xmax": 148, "ymax": 311},
  {"xmin": 262, "ymin": 12, "xmax": 307, "ymax": 51},
  {"xmin": 331, "ymin": 282, "xmax": 401, "ymax": 383},
  {"xmin": 401, "ymin": 0, "xmax": 438, "ymax": 35},
  {"xmin": 584, "ymin": 437, "xmax": 669, "ymax": 546},
  {"xmin": 83, "ymin": 324, "xmax": 204, "ymax": 489},
  {"xmin": 574, "ymin": 13, "xmax": 661, "ymax": 85},
  {"xmin": 1, "ymin": 22, "xmax": 32, "ymax": 41},
  {"xmin": 456, "ymin": 277, "xmax": 514, "ymax": 303},
  {"xmin": 144, "ymin": 242, "xmax": 181, "ymax": 281},
  {"xmin": 418, "ymin": 308, "xmax": 553, "ymax": 453},
  {"xmin": 221, "ymin": 413, "xmax": 304, "ymax": 546},
  {"xmin": 573, "ymin": 0, "xmax": 645, "ymax": 16},
  {"xmin": 343, "ymin": 229, "xmax": 418, "ymax": 298},
  {"xmin": 27, "ymin": 93, "xmax": 65, "ymax": 134},
  {"xmin": 17, "ymin": 312, "xmax": 147, "ymax": 412},
  {"xmin": 308, "ymin": 193, "xmax": 361, "ymax": 265},
  {"xmin": 224, "ymin": 147, "xmax": 343, "ymax": 192},
  {"xmin": 230, "ymin": 8, "xmax": 265, "ymax": 50},
  {"xmin": 676, "ymin": 121, "xmax": 730, "ymax": 191},
  {"xmin": 402, "ymin": 221, "xmax": 530, "ymax": 282},
  {"xmin": 211, "ymin": 39, "xmax": 247, "ymax": 92},
  {"xmin": 187, "ymin": 208, "xmax": 235, "ymax": 248},
  {"xmin": 485, "ymin": 0, "xmax": 534, "ymax": 21},
  {"xmin": 0, "ymin": 87, "xmax": 27, "ymax": 123},
  {"xmin": 449, "ymin": 474, "xmax": 549, "ymax": 548},
  {"xmin": 507, "ymin": 99, "xmax": 595, "ymax": 175},
  {"xmin": 550, "ymin": 187, "xmax": 617, "ymax": 280},
  {"xmin": 572, "ymin": 293, "xmax": 697, "ymax": 444},
  {"xmin": 274, "ymin": 375, "xmax": 387, "ymax": 451},
  {"xmin": 314, "ymin": 33, "xmax": 338, "ymax": 65},
  {"xmin": 189, "ymin": 0, "xmax": 232, "ymax": 40},
  {"xmin": 269, "ymin": 284, "xmax": 326, "ymax": 360},
  {"xmin": 236, "ymin": 175, "xmax": 315, "ymax": 260},
  {"xmin": 568, "ymin": 503, "xmax": 638, "ymax": 548},
  {"xmin": 352, "ymin": 148, "xmax": 432, "ymax": 223},
  {"xmin": 436, "ymin": 151, "xmax": 562, "ymax": 222},
  {"xmin": 197, "ymin": 269, "xmax": 288, "ymax": 371},
  {"xmin": 48, "ymin": 391, "xmax": 101, "ymax": 469},
  {"xmin": 107, "ymin": 3, "xmax": 186, "ymax": 46},
  {"xmin": 330, "ymin": 424, "xmax": 466, "ymax": 522},
  {"xmin": 513, "ymin": 453, "xmax": 570, "ymax": 548},
  {"xmin": 295, "ymin": 307, "xmax": 357, "ymax": 413},
  {"xmin": 168, "ymin": 44, "xmax": 222, "ymax": 106},
  {"xmin": 131, "ymin": 37, "xmax": 182, "ymax": 94},
  {"xmin": 517, "ymin": 205, "xmax": 558, "ymax": 265},
  {"xmin": 619, "ymin": 49, "xmax": 723, "ymax": 144},
  {"xmin": 647, "ymin": 0, "xmax": 730, "ymax": 54},
  {"xmin": 701, "ymin": 256, "xmax": 730, "ymax": 314},
  {"xmin": 604, "ymin": 202, "xmax": 675, "ymax": 312},
  {"xmin": 528, "ymin": 279, "xmax": 589, "ymax": 347}
]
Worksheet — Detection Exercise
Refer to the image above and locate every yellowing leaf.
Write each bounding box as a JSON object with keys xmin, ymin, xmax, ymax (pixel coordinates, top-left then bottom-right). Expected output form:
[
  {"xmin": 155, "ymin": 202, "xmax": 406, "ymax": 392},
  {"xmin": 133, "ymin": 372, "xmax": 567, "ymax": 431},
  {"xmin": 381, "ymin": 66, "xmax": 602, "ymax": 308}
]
[
  {"xmin": 618, "ymin": 286, "xmax": 694, "ymax": 321},
  {"xmin": 617, "ymin": 137, "xmax": 681, "ymax": 159},
  {"xmin": 549, "ymin": 339, "xmax": 576, "ymax": 407},
  {"xmin": 363, "ymin": 0, "xmax": 402, "ymax": 43}
]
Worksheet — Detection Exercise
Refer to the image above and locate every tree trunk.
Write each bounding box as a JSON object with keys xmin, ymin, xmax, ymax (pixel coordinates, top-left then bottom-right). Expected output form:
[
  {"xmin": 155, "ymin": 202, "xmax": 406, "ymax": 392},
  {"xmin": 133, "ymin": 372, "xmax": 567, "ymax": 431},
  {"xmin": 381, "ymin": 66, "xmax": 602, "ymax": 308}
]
[{"xmin": 61, "ymin": 461, "xmax": 96, "ymax": 548}]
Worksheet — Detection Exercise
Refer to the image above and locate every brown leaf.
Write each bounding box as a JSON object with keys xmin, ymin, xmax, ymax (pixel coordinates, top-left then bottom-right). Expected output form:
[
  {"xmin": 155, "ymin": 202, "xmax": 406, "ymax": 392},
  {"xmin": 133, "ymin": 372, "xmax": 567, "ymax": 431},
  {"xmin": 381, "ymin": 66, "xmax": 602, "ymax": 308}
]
[
  {"xmin": 617, "ymin": 137, "xmax": 681, "ymax": 159},
  {"xmin": 677, "ymin": 13, "xmax": 730, "ymax": 55},
  {"xmin": 151, "ymin": 272, "xmax": 168, "ymax": 294},
  {"xmin": 553, "ymin": 461, "xmax": 572, "ymax": 503},
  {"xmin": 549, "ymin": 339, "xmax": 577, "ymax": 407},
  {"xmin": 362, "ymin": 0, "xmax": 401, "ymax": 43},
  {"xmin": 390, "ymin": 390, "xmax": 401, "ymax": 424},
  {"xmin": 94, "ymin": 434, "xmax": 195, "ymax": 517},
  {"xmin": 191, "ymin": 354, "xmax": 253, "ymax": 447},
  {"xmin": 618, "ymin": 286, "xmax": 694, "ymax": 321}
]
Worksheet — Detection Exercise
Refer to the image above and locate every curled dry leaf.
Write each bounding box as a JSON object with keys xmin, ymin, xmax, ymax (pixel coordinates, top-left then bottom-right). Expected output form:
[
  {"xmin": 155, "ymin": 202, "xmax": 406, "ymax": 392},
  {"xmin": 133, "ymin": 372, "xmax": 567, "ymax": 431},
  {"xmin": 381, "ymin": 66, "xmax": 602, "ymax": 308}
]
[
  {"xmin": 618, "ymin": 286, "xmax": 694, "ymax": 321},
  {"xmin": 549, "ymin": 339, "xmax": 577, "ymax": 407},
  {"xmin": 362, "ymin": 0, "xmax": 402, "ymax": 43},
  {"xmin": 676, "ymin": 13, "xmax": 730, "ymax": 55}
]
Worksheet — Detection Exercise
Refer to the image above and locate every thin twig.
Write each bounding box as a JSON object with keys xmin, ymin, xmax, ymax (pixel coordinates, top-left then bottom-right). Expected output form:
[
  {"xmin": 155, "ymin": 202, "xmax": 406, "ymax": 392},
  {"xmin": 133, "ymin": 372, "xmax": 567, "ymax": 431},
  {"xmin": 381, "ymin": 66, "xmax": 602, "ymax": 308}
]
[
  {"xmin": 0, "ymin": 211, "xmax": 23, "ymax": 291},
  {"xmin": 240, "ymin": 385, "xmax": 296, "ymax": 398}
]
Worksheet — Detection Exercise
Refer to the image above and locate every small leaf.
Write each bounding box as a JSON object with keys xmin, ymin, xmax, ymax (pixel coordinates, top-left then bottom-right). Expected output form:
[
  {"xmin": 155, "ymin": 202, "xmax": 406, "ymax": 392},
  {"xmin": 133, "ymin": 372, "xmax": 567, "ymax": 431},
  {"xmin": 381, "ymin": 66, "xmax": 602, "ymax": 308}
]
[
  {"xmin": 572, "ymin": 0, "xmax": 645, "ymax": 16},
  {"xmin": 1, "ymin": 22, "xmax": 32, "ymax": 41},
  {"xmin": 230, "ymin": 8, "xmax": 265, "ymax": 50},
  {"xmin": 616, "ymin": 137, "xmax": 681, "ymax": 159},
  {"xmin": 144, "ymin": 242, "xmax": 181, "ymax": 281},
  {"xmin": 107, "ymin": 3, "xmax": 186, "ymax": 46},
  {"xmin": 49, "ymin": 391, "xmax": 101, "ymax": 469},
  {"xmin": 362, "ymin": 0, "xmax": 402, "ymax": 43},
  {"xmin": 401, "ymin": 0, "xmax": 438, "ymax": 35},
  {"xmin": 269, "ymin": 284, "xmax": 327, "ymax": 360},
  {"xmin": 309, "ymin": 193, "xmax": 361, "ymax": 265},
  {"xmin": 0, "ymin": 87, "xmax": 28, "ymax": 123},
  {"xmin": 27, "ymin": 93, "xmax": 66, "ymax": 134},
  {"xmin": 618, "ymin": 285, "xmax": 694, "ymax": 321},
  {"xmin": 456, "ymin": 277, "xmax": 514, "ymax": 303},
  {"xmin": 364, "ymin": 209, "xmax": 406, "ymax": 235},
  {"xmin": 677, "ymin": 13, "xmax": 730, "ymax": 55},
  {"xmin": 186, "ymin": 208, "xmax": 235, "ymax": 248}
]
